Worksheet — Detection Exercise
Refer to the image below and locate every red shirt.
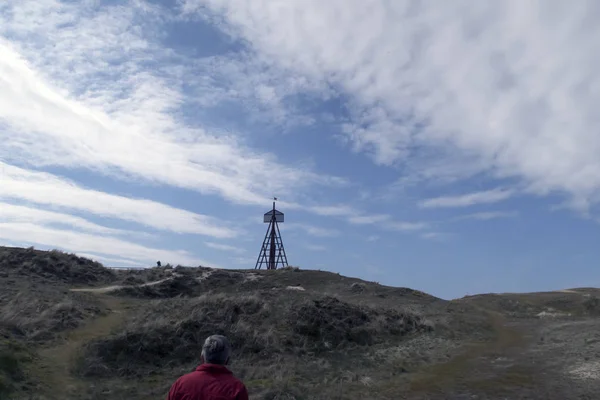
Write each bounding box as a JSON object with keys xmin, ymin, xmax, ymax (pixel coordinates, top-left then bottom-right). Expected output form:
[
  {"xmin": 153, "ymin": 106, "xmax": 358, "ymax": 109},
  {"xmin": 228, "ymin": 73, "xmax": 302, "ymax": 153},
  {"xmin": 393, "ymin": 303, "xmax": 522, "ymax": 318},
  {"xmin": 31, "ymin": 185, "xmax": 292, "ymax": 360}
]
[{"xmin": 167, "ymin": 364, "xmax": 249, "ymax": 400}]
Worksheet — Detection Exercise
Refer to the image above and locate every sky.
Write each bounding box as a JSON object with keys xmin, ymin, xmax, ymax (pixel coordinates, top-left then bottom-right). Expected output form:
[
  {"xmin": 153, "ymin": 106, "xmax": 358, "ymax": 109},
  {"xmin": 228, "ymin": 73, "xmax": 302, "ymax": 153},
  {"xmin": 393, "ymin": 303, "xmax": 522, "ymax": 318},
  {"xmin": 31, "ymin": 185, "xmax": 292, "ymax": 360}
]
[{"xmin": 1, "ymin": 0, "xmax": 600, "ymax": 300}]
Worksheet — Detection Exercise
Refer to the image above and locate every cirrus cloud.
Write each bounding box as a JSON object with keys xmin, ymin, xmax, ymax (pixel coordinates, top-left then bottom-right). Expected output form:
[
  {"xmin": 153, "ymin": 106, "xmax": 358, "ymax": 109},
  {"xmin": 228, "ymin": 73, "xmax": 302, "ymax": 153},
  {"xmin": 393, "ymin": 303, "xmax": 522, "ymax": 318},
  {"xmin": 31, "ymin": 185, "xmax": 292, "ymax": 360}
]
[
  {"xmin": 183, "ymin": 0, "xmax": 600, "ymax": 213},
  {"xmin": 419, "ymin": 188, "xmax": 515, "ymax": 209}
]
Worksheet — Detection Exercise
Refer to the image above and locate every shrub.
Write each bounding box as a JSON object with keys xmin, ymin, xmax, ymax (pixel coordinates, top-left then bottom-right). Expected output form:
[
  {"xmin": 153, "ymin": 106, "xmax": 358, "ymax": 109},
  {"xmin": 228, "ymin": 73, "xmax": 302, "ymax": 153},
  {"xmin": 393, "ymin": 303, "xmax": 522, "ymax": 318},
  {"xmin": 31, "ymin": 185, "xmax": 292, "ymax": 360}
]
[
  {"xmin": 0, "ymin": 246, "xmax": 115, "ymax": 285},
  {"xmin": 350, "ymin": 283, "xmax": 366, "ymax": 293},
  {"xmin": 0, "ymin": 333, "xmax": 32, "ymax": 398},
  {"xmin": 0, "ymin": 291, "xmax": 101, "ymax": 342},
  {"xmin": 78, "ymin": 294, "xmax": 431, "ymax": 377},
  {"xmin": 77, "ymin": 294, "xmax": 270, "ymax": 377}
]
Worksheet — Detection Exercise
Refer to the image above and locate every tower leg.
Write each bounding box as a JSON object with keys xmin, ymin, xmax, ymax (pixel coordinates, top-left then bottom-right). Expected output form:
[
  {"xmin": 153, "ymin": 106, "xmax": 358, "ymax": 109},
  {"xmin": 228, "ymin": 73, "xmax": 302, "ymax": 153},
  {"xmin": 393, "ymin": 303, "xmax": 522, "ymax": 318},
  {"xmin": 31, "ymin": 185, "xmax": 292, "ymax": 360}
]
[
  {"xmin": 255, "ymin": 220, "xmax": 273, "ymax": 269},
  {"xmin": 255, "ymin": 218, "xmax": 288, "ymax": 270},
  {"xmin": 269, "ymin": 222, "xmax": 276, "ymax": 269},
  {"xmin": 274, "ymin": 221, "xmax": 288, "ymax": 267}
]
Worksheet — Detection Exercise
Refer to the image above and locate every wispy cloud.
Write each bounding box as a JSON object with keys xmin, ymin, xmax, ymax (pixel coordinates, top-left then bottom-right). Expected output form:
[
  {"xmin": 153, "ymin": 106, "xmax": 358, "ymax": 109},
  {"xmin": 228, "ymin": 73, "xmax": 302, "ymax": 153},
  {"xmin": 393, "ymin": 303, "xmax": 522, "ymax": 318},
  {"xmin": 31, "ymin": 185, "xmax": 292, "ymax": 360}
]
[
  {"xmin": 232, "ymin": 256, "xmax": 255, "ymax": 266},
  {"xmin": 76, "ymin": 253, "xmax": 148, "ymax": 269},
  {"xmin": 452, "ymin": 211, "xmax": 519, "ymax": 221},
  {"xmin": 284, "ymin": 223, "xmax": 340, "ymax": 238},
  {"xmin": 183, "ymin": 0, "xmax": 600, "ymax": 212},
  {"xmin": 308, "ymin": 204, "xmax": 358, "ymax": 217},
  {"xmin": 0, "ymin": 163, "xmax": 236, "ymax": 238},
  {"xmin": 420, "ymin": 232, "xmax": 453, "ymax": 241},
  {"xmin": 0, "ymin": 1, "xmax": 342, "ymax": 213},
  {"xmin": 315, "ymin": 208, "xmax": 428, "ymax": 233},
  {"xmin": 419, "ymin": 189, "xmax": 514, "ymax": 209},
  {"xmin": 0, "ymin": 222, "xmax": 212, "ymax": 267},
  {"xmin": 304, "ymin": 244, "xmax": 327, "ymax": 252},
  {"xmin": 0, "ymin": 0, "xmax": 438, "ymax": 257},
  {"xmin": 347, "ymin": 214, "xmax": 390, "ymax": 225},
  {"xmin": 0, "ymin": 203, "xmax": 131, "ymax": 237},
  {"xmin": 205, "ymin": 242, "xmax": 245, "ymax": 254},
  {"xmin": 383, "ymin": 221, "xmax": 429, "ymax": 232}
]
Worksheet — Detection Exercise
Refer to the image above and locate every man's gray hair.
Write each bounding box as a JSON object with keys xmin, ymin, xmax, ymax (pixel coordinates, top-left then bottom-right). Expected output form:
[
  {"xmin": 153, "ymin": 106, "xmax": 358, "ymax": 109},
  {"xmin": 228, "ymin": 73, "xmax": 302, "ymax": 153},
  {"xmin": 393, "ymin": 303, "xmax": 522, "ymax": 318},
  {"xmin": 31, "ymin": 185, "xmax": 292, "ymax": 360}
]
[{"xmin": 201, "ymin": 334, "xmax": 231, "ymax": 365}]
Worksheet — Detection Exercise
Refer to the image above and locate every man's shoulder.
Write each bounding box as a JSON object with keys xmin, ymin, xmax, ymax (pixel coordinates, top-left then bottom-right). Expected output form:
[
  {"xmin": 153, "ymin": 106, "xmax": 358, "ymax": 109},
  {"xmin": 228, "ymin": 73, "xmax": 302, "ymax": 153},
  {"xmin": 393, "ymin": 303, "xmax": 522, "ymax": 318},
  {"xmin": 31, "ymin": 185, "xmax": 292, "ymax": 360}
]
[
  {"xmin": 171, "ymin": 370, "xmax": 202, "ymax": 389},
  {"xmin": 176, "ymin": 369, "xmax": 245, "ymax": 387},
  {"xmin": 175, "ymin": 370, "xmax": 200, "ymax": 381}
]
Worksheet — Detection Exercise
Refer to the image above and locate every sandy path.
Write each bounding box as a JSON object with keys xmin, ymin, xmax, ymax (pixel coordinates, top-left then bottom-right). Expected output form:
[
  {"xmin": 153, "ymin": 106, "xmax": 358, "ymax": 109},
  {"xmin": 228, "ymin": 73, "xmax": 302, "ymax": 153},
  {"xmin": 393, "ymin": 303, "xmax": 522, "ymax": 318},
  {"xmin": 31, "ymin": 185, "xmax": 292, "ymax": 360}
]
[
  {"xmin": 29, "ymin": 295, "xmax": 133, "ymax": 399},
  {"xmin": 70, "ymin": 270, "xmax": 218, "ymax": 294},
  {"xmin": 71, "ymin": 275, "xmax": 179, "ymax": 294}
]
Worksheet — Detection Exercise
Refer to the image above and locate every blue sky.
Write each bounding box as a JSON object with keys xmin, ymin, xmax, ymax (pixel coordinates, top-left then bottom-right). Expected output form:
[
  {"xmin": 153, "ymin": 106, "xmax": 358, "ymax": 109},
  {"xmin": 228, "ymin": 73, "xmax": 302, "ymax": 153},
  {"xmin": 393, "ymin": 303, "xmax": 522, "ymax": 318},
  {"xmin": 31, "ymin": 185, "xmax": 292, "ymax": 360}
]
[{"xmin": 1, "ymin": 0, "xmax": 600, "ymax": 299}]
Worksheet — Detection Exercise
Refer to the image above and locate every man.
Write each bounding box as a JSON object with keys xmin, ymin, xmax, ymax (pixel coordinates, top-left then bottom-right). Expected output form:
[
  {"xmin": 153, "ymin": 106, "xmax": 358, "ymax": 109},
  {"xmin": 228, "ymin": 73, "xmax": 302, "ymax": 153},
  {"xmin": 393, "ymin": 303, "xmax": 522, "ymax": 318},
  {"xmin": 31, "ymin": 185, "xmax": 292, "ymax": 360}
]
[{"xmin": 167, "ymin": 335, "xmax": 249, "ymax": 400}]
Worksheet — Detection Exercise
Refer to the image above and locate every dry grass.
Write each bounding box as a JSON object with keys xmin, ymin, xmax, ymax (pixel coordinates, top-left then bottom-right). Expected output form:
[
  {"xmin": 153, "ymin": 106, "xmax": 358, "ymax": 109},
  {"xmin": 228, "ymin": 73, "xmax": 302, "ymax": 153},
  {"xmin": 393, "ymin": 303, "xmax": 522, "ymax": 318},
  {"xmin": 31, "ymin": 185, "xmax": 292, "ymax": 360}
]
[
  {"xmin": 0, "ymin": 331, "xmax": 34, "ymax": 398},
  {"xmin": 0, "ymin": 290, "xmax": 102, "ymax": 342},
  {"xmin": 406, "ymin": 312, "xmax": 532, "ymax": 398},
  {"xmin": 26, "ymin": 295, "xmax": 132, "ymax": 400},
  {"xmin": 76, "ymin": 292, "xmax": 432, "ymax": 382},
  {"xmin": 9, "ymin": 246, "xmax": 585, "ymax": 399},
  {"xmin": 0, "ymin": 246, "xmax": 115, "ymax": 285},
  {"xmin": 457, "ymin": 290, "xmax": 600, "ymax": 318}
]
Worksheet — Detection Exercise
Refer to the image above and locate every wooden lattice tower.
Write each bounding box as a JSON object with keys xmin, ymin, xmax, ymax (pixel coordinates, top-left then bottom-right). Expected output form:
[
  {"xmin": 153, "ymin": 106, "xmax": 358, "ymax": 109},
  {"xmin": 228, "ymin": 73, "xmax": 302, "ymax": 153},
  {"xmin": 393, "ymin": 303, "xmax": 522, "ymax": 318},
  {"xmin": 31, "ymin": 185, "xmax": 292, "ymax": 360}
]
[{"xmin": 255, "ymin": 198, "xmax": 288, "ymax": 270}]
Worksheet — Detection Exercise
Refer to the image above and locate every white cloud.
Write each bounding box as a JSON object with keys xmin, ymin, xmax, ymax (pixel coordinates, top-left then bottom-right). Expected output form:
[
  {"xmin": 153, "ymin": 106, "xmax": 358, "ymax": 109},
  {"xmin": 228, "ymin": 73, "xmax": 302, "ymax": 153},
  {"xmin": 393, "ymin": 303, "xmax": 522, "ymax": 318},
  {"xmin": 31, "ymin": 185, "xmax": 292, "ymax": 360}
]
[
  {"xmin": 453, "ymin": 211, "xmax": 518, "ymax": 221},
  {"xmin": 75, "ymin": 252, "xmax": 148, "ymax": 268},
  {"xmin": 0, "ymin": 203, "xmax": 130, "ymax": 236},
  {"xmin": 188, "ymin": 54, "xmax": 324, "ymax": 129},
  {"xmin": 0, "ymin": 1, "xmax": 433, "ymax": 248},
  {"xmin": 383, "ymin": 221, "xmax": 429, "ymax": 232},
  {"xmin": 184, "ymin": 0, "xmax": 600, "ymax": 212},
  {"xmin": 0, "ymin": 1, "xmax": 342, "ymax": 213},
  {"xmin": 232, "ymin": 256, "xmax": 255, "ymax": 266},
  {"xmin": 308, "ymin": 204, "xmax": 358, "ymax": 217},
  {"xmin": 347, "ymin": 214, "xmax": 390, "ymax": 225},
  {"xmin": 283, "ymin": 223, "xmax": 340, "ymax": 238},
  {"xmin": 346, "ymin": 212, "xmax": 428, "ymax": 232},
  {"xmin": 205, "ymin": 242, "xmax": 245, "ymax": 254},
  {"xmin": 0, "ymin": 163, "xmax": 236, "ymax": 238},
  {"xmin": 419, "ymin": 189, "xmax": 514, "ymax": 209},
  {"xmin": 420, "ymin": 232, "xmax": 453, "ymax": 241},
  {"xmin": 0, "ymin": 222, "xmax": 213, "ymax": 267},
  {"xmin": 304, "ymin": 244, "xmax": 327, "ymax": 252},
  {"xmin": 302, "ymin": 204, "xmax": 429, "ymax": 233}
]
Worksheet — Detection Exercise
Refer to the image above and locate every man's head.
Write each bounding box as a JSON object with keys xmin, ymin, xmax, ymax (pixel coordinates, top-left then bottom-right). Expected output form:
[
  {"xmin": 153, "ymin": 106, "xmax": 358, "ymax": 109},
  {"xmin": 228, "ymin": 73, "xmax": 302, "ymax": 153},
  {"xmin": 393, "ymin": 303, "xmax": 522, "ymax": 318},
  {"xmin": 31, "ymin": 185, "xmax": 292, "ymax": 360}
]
[{"xmin": 200, "ymin": 334, "xmax": 231, "ymax": 365}]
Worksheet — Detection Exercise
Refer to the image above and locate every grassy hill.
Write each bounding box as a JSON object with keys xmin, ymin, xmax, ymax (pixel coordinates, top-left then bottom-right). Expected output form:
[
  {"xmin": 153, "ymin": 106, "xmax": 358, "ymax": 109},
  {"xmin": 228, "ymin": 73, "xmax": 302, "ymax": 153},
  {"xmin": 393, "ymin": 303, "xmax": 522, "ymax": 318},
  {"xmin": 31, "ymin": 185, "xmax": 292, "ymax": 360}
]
[{"xmin": 1, "ymin": 246, "xmax": 599, "ymax": 399}]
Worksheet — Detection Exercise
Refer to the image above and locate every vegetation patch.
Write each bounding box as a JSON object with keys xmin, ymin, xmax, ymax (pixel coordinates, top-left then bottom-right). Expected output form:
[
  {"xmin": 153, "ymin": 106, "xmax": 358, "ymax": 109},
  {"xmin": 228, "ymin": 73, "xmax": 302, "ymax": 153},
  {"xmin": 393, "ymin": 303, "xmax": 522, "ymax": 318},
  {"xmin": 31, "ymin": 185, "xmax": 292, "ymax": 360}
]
[
  {"xmin": 113, "ymin": 270, "xmax": 249, "ymax": 299},
  {"xmin": 0, "ymin": 247, "xmax": 115, "ymax": 285},
  {"xmin": 290, "ymin": 296, "xmax": 431, "ymax": 351},
  {"xmin": 113, "ymin": 275, "xmax": 199, "ymax": 299},
  {"xmin": 0, "ymin": 330, "xmax": 33, "ymax": 398},
  {"xmin": 77, "ymin": 294, "xmax": 431, "ymax": 378},
  {"xmin": 0, "ymin": 291, "xmax": 102, "ymax": 342}
]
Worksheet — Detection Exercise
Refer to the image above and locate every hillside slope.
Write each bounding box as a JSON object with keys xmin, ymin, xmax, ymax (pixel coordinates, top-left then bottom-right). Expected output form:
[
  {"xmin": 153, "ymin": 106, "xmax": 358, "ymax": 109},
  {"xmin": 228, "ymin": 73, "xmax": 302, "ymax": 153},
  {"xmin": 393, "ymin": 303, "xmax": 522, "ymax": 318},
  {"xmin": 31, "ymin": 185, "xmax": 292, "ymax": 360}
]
[{"xmin": 1, "ymin": 246, "xmax": 599, "ymax": 399}]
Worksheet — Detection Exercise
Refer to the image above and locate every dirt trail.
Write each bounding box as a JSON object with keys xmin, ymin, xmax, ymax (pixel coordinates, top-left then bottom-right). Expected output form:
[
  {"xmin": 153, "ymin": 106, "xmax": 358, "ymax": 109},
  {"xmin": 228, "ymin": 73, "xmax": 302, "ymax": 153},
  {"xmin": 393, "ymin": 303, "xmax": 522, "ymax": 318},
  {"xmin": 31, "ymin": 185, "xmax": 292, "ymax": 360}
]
[
  {"xmin": 70, "ymin": 270, "xmax": 216, "ymax": 294},
  {"xmin": 29, "ymin": 295, "xmax": 133, "ymax": 399},
  {"xmin": 71, "ymin": 276, "xmax": 177, "ymax": 294},
  {"xmin": 405, "ymin": 312, "xmax": 535, "ymax": 399}
]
